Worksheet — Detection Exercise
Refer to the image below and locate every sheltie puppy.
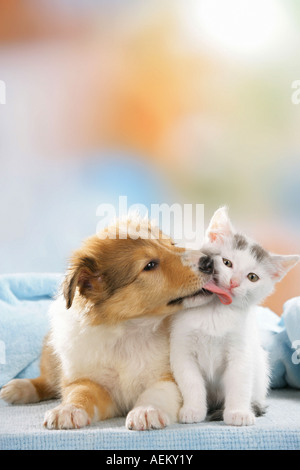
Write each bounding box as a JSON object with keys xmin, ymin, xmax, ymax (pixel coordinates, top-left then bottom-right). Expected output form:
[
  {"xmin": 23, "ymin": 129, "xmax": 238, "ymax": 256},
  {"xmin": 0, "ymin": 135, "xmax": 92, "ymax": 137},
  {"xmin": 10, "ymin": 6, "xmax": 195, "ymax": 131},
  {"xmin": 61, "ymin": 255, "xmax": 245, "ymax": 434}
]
[{"xmin": 1, "ymin": 217, "xmax": 214, "ymax": 430}]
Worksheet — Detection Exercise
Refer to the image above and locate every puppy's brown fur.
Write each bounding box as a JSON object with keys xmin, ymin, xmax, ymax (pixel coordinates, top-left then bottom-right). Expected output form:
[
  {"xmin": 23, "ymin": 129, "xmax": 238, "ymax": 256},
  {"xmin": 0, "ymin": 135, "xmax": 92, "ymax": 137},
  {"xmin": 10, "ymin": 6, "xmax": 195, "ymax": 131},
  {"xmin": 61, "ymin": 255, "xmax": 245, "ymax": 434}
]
[{"xmin": 1, "ymin": 218, "xmax": 210, "ymax": 430}]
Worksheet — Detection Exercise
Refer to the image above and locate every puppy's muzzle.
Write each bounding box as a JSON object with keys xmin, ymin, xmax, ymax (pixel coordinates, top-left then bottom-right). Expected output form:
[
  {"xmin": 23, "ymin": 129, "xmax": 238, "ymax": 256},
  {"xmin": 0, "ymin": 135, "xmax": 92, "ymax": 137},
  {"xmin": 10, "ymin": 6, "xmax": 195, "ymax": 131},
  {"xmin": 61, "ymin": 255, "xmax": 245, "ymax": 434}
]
[{"xmin": 198, "ymin": 256, "xmax": 214, "ymax": 274}]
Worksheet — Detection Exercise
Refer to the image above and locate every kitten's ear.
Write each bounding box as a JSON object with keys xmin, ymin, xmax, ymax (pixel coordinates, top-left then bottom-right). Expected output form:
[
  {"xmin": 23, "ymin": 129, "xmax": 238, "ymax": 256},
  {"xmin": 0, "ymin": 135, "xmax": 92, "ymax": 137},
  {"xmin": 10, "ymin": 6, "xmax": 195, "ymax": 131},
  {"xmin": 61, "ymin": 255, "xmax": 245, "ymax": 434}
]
[
  {"xmin": 269, "ymin": 254, "xmax": 300, "ymax": 281},
  {"xmin": 205, "ymin": 206, "xmax": 234, "ymax": 245}
]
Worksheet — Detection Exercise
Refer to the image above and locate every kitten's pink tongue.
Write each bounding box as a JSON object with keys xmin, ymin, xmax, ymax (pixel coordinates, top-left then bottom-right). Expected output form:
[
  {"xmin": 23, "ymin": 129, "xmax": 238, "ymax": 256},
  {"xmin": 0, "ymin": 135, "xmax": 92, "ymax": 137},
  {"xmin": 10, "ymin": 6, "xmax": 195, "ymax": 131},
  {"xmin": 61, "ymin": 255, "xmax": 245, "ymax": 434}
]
[{"xmin": 204, "ymin": 281, "xmax": 232, "ymax": 305}]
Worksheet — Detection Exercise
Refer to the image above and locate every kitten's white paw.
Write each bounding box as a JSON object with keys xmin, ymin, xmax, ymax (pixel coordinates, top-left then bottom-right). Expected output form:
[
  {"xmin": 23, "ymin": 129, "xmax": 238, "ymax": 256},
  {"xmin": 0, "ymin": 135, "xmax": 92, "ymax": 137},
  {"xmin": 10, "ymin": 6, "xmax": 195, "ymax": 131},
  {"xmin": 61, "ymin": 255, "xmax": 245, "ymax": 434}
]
[
  {"xmin": 179, "ymin": 405, "xmax": 206, "ymax": 424},
  {"xmin": 224, "ymin": 409, "xmax": 256, "ymax": 426},
  {"xmin": 0, "ymin": 379, "xmax": 39, "ymax": 404},
  {"xmin": 44, "ymin": 404, "xmax": 91, "ymax": 430},
  {"xmin": 126, "ymin": 406, "xmax": 170, "ymax": 431}
]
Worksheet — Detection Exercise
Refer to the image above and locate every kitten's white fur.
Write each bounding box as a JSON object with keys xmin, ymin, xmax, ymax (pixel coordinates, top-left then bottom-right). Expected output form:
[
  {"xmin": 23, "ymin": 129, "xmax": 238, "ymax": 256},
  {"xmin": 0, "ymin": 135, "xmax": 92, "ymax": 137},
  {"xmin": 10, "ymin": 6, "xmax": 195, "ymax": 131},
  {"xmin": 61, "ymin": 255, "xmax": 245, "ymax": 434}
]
[{"xmin": 170, "ymin": 207, "xmax": 300, "ymax": 426}]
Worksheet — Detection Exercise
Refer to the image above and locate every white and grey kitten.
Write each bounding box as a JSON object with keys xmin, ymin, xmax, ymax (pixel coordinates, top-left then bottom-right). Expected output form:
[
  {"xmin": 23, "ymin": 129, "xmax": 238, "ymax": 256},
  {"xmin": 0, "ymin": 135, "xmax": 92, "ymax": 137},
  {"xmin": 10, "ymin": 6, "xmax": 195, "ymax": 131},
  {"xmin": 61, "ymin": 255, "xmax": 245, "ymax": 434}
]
[{"xmin": 170, "ymin": 207, "xmax": 300, "ymax": 426}]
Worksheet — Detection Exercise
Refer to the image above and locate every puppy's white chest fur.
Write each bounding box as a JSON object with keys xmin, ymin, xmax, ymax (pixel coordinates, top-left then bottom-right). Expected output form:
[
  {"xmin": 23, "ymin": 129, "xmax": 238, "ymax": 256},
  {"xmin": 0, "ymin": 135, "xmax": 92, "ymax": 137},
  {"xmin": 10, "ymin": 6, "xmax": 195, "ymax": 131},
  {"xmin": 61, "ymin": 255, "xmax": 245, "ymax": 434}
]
[{"xmin": 49, "ymin": 296, "xmax": 169, "ymax": 413}]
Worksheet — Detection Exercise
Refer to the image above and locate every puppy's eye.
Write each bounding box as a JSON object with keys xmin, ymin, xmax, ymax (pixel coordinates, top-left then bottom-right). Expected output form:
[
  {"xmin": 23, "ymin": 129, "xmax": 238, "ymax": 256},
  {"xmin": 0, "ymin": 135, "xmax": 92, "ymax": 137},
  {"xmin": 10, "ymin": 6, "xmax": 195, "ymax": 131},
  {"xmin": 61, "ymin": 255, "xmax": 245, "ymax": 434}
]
[
  {"xmin": 223, "ymin": 258, "xmax": 233, "ymax": 268},
  {"xmin": 144, "ymin": 260, "xmax": 159, "ymax": 271},
  {"xmin": 247, "ymin": 273, "xmax": 259, "ymax": 282}
]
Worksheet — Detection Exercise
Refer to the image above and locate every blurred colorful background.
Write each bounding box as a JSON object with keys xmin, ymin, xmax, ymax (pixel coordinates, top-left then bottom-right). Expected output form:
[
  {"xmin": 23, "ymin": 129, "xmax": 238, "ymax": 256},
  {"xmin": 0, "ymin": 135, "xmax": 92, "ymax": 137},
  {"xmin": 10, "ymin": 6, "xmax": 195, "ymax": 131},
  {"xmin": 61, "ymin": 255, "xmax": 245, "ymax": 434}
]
[{"xmin": 0, "ymin": 0, "xmax": 299, "ymax": 314}]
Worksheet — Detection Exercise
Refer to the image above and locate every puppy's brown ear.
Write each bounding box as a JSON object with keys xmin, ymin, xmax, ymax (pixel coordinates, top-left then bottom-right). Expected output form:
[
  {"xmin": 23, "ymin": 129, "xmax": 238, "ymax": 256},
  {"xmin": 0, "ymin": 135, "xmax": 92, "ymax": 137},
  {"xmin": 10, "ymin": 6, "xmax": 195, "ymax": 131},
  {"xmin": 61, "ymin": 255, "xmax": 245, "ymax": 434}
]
[{"xmin": 63, "ymin": 256, "xmax": 102, "ymax": 309}]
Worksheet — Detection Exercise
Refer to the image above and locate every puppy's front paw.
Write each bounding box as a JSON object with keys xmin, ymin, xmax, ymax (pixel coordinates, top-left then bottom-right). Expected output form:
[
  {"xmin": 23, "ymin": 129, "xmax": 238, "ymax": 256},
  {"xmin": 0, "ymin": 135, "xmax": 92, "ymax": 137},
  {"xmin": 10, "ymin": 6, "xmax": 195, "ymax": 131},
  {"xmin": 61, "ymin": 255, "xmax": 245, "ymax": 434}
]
[
  {"xmin": 44, "ymin": 404, "xmax": 91, "ymax": 430},
  {"xmin": 179, "ymin": 405, "xmax": 206, "ymax": 424},
  {"xmin": 0, "ymin": 379, "xmax": 39, "ymax": 404},
  {"xmin": 224, "ymin": 409, "xmax": 255, "ymax": 426},
  {"xmin": 126, "ymin": 406, "xmax": 170, "ymax": 431}
]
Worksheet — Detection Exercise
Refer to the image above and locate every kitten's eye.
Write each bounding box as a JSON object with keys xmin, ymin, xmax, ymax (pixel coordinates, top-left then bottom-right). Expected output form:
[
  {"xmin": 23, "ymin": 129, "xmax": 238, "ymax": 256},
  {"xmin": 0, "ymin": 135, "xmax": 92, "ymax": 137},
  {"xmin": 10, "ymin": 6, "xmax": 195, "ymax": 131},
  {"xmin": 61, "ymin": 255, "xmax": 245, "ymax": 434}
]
[
  {"xmin": 247, "ymin": 273, "xmax": 259, "ymax": 282},
  {"xmin": 223, "ymin": 258, "xmax": 233, "ymax": 268},
  {"xmin": 143, "ymin": 260, "xmax": 159, "ymax": 271}
]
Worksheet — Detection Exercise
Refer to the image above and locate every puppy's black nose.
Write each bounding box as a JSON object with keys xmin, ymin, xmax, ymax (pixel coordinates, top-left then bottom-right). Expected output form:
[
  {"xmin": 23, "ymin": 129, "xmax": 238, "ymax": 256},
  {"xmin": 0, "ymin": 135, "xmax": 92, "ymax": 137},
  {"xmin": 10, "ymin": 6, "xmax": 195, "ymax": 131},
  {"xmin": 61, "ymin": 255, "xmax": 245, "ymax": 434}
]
[{"xmin": 198, "ymin": 255, "xmax": 214, "ymax": 274}]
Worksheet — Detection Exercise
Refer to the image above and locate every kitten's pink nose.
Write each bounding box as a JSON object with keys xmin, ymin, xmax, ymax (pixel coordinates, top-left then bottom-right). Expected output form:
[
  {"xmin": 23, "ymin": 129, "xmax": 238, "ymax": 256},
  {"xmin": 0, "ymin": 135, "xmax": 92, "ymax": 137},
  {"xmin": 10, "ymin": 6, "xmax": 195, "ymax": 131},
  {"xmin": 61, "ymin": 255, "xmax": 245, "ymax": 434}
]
[{"xmin": 230, "ymin": 279, "xmax": 240, "ymax": 289}]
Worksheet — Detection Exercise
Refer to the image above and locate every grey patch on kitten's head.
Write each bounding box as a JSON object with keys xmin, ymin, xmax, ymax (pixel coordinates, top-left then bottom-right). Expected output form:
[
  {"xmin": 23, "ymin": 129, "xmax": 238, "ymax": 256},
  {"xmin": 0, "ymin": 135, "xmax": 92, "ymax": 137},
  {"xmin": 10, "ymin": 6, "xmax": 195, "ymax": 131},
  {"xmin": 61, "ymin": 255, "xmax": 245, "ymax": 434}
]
[
  {"xmin": 250, "ymin": 243, "xmax": 269, "ymax": 262},
  {"xmin": 233, "ymin": 233, "xmax": 248, "ymax": 250}
]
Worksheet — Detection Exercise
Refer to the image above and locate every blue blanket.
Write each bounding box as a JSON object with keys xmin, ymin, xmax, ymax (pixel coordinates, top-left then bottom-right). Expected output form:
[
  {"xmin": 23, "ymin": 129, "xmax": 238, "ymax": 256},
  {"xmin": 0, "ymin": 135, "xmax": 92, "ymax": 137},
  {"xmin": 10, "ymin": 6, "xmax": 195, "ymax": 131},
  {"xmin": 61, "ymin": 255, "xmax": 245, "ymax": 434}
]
[
  {"xmin": 0, "ymin": 273, "xmax": 62, "ymax": 387},
  {"xmin": 256, "ymin": 298, "xmax": 300, "ymax": 388},
  {"xmin": 0, "ymin": 273, "xmax": 299, "ymax": 389}
]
